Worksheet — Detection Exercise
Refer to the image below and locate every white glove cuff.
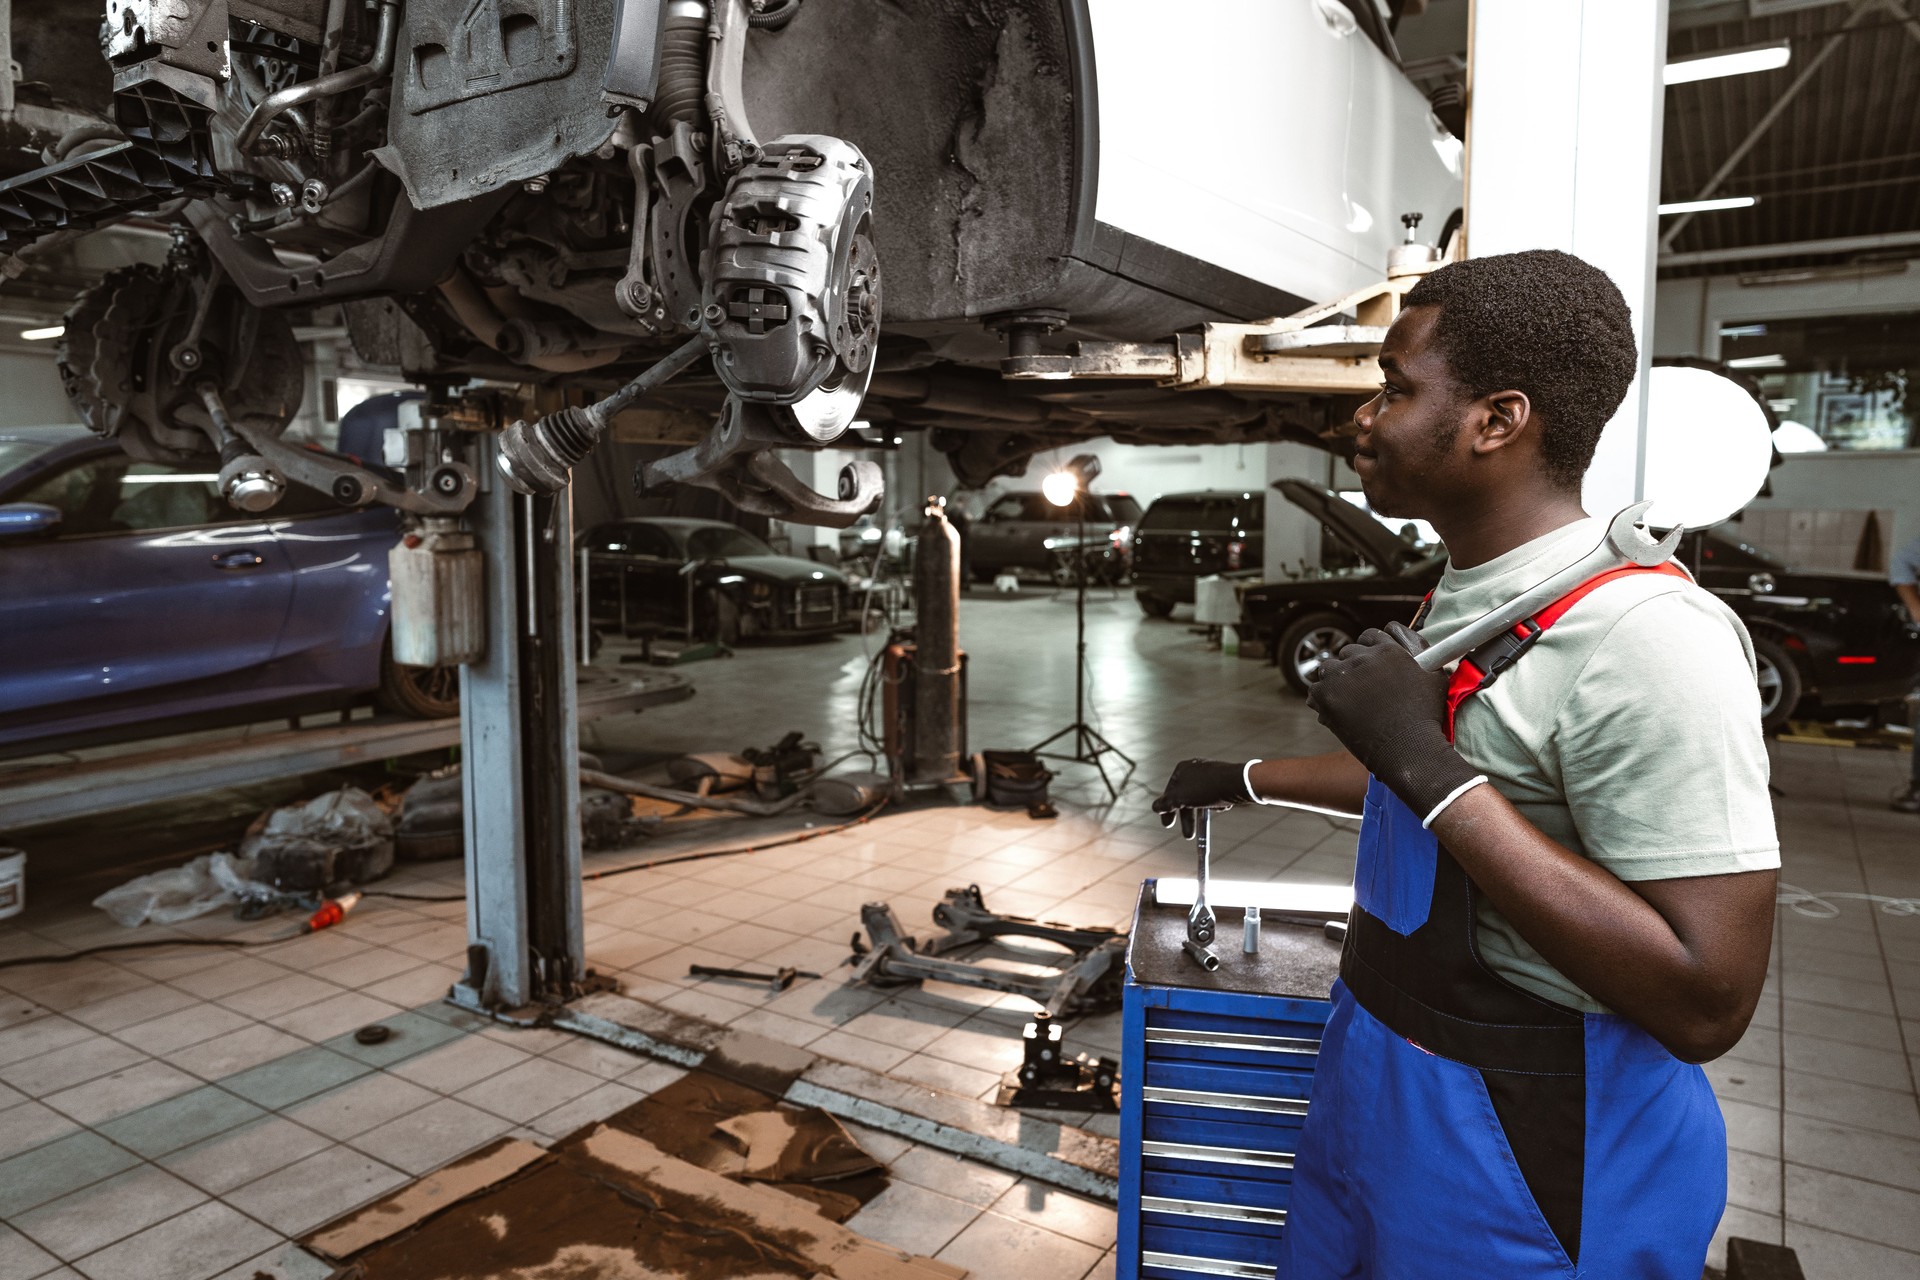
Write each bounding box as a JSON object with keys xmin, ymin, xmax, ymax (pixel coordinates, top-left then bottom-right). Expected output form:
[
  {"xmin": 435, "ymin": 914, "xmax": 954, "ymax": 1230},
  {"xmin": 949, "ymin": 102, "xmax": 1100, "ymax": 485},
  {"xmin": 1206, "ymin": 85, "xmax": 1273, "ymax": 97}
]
[
  {"xmin": 1244, "ymin": 759, "xmax": 1282, "ymax": 805},
  {"xmin": 1421, "ymin": 775, "xmax": 1489, "ymax": 829}
]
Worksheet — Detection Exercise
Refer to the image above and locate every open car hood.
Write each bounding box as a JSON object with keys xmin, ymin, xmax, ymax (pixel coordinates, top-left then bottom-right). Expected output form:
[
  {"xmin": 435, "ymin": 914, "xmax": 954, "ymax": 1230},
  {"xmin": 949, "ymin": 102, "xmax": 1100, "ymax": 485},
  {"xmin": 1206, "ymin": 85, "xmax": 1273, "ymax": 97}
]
[{"xmin": 1272, "ymin": 478, "xmax": 1412, "ymax": 574}]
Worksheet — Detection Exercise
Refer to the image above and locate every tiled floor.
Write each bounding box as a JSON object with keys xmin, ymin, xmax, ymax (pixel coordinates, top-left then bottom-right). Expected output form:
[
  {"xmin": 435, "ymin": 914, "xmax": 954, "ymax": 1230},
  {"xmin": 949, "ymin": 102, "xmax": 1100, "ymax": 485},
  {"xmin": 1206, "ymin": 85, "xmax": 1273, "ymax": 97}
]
[{"xmin": 0, "ymin": 588, "xmax": 1916, "ymax": 1278}]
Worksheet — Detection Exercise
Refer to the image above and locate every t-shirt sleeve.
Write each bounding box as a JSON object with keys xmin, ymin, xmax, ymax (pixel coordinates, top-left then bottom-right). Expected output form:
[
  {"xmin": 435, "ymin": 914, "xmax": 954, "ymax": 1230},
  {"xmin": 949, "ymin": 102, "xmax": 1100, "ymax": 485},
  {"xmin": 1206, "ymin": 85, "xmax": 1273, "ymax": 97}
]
[
  {"xmin": 1892, "ymin": 536, "xmax": 1920, "ymax": 587},
  {"xmin": 1544, "ymin": 589, "xmax": 1781, "ymax": 881}
]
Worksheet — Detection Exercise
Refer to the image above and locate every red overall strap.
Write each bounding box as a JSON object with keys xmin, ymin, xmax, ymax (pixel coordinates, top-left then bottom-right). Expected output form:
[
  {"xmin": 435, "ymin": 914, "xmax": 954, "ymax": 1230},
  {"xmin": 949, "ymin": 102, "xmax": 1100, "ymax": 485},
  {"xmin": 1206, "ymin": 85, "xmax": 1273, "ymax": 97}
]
[{"xmin": 1442, "ymin": 561, "xmax": 1690, "ymax": 740}]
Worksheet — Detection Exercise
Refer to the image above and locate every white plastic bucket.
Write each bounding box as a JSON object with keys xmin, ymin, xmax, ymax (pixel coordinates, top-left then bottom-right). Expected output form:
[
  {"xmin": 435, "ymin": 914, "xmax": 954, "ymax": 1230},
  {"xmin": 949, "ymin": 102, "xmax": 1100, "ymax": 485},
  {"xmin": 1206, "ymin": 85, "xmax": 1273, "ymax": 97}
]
[{"xmin": 0, "ymin": 849, "xmax": 23, "ymax": 920}]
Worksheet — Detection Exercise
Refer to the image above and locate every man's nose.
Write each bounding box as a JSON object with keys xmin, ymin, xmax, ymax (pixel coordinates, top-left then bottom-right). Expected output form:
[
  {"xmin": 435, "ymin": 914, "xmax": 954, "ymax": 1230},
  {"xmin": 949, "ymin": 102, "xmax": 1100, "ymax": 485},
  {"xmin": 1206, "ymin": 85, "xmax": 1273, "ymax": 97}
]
[{"xmin": 1345, "ymin": 397, "xmax": 1378, "ymax": 437}]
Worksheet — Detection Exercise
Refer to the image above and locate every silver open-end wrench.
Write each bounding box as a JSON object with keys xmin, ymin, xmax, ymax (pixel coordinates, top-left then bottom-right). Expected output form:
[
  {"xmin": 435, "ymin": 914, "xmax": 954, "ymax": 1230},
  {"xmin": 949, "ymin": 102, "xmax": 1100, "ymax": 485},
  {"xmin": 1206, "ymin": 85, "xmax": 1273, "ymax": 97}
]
[
  {"xmin": 1182, "ymin": 808, "xmax": 1221, "ymax": 971},
  {"xmin": 1410, "ymin": 501, "xmax": 1683, "ymax": 672}
]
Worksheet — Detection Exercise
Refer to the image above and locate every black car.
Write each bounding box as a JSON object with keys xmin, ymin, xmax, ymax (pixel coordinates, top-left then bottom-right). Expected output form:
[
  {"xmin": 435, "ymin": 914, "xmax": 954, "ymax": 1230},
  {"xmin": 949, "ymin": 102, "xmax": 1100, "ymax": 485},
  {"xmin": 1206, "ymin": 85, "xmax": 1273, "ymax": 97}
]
[
  {"xmin": 1132, "ymin": 491, "xmax": 1266, "ymax": 618},
  {"xmin": 1240, "ymin": 481, "xmax": 1920, "ymax": 732},
  {"xmin": 966, "ymin": 490, "xmax": 1141, "ymax": 584},
  {"xmin": 580, "ymin": 518, "xmax": 852, "ymax": 647}
]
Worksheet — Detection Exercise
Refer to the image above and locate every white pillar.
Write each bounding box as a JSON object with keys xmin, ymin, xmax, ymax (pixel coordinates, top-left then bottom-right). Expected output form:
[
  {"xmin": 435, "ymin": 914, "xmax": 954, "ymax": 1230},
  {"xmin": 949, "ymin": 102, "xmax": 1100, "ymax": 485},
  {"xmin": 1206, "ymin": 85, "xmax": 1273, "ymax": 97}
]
[
  {"xmin": 1264, "ymin": 443, "xmax": 1328, "ymax": 577},
  {"xmin": 1465, "ymin": 0, "xmax": 1669, "ymax": 514}
]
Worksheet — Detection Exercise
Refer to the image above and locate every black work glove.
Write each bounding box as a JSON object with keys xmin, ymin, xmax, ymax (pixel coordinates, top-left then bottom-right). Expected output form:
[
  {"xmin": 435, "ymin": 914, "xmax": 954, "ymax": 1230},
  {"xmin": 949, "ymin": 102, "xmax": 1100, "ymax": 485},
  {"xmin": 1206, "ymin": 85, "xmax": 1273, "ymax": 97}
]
[
  {"xmin": 1303, "ymin": 623, "xmax": 1481, "ymax": 822},
  {"xmin": 1153, "ymin": 758, "xmax": 1254, "ymax": 838}
]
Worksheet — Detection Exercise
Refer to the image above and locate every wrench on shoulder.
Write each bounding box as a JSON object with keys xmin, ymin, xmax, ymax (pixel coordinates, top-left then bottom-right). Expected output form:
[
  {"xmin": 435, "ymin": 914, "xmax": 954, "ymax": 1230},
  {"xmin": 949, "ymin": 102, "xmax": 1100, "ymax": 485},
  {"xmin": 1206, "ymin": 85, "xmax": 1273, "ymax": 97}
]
[{"xmin": 1410, "ymin": 501, "xmax": 1682, "ymax": 672}]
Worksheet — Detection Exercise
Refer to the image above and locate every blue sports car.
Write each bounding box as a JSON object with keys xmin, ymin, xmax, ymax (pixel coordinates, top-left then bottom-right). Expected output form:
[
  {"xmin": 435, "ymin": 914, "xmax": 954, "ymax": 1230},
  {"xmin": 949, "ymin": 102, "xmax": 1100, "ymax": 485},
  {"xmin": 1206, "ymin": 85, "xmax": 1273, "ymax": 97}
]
[{"xmin": 0, "ymin": 425, "xmax": 455, "ymax": 758}]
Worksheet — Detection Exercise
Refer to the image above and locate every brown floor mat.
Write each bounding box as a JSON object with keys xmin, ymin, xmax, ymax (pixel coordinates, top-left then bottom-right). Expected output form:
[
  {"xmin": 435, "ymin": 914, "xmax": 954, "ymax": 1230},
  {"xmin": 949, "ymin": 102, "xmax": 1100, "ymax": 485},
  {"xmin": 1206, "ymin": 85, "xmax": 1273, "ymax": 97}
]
[
  {"xmin": 314, "ymin": 1126, "xmax": 960, "ymax": 1280},
  {"xmin": 595, "ymin": 1069, "xmax": 888, "ymax": 1222}
]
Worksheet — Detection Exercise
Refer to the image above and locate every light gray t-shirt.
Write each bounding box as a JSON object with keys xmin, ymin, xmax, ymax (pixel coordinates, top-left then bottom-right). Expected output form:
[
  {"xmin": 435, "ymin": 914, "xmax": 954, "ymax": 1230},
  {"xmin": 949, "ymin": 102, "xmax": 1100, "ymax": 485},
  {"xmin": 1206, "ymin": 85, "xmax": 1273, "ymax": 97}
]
[
  {"xmin": 1420, "ymin": 518, "xmax": 1781, "ymax": 1012},
  {"xmin": 1890, "ymin": 534, "xmax": 1920, "ymax": 588}
]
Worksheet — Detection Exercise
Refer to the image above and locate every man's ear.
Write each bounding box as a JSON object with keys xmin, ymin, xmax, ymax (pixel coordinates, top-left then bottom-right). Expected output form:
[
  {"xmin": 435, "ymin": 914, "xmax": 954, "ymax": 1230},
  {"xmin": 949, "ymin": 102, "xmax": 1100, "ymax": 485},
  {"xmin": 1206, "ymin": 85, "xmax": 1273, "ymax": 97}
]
[{"xmin": 1470, "ymin": 390, "xmax": 1533, "ymax": 456}]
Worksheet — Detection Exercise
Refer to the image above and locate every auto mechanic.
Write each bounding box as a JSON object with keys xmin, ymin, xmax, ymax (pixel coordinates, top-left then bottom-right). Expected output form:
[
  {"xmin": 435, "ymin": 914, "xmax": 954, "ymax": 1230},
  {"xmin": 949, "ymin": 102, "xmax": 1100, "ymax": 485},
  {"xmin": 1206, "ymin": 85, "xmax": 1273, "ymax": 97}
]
[
  {"xmin": 1891, "ymin": 529, "xmax": 1920, "ymax": 815},
  {"xmin": 1154, "ymin": 250, "xmax": 1780, "ymax": 1279}
]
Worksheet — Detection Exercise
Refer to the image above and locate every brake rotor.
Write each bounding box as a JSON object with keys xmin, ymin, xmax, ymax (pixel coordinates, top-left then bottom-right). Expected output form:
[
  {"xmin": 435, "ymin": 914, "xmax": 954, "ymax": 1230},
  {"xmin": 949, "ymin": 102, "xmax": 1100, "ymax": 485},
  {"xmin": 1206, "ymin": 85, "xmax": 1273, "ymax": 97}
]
[
  {"xmin": 778, "ymin": 222, "xmax": 880, "ymax": 443},
  {"xmin": 58, "ymin": 260, "xmax": 304, "ymax": 463}
]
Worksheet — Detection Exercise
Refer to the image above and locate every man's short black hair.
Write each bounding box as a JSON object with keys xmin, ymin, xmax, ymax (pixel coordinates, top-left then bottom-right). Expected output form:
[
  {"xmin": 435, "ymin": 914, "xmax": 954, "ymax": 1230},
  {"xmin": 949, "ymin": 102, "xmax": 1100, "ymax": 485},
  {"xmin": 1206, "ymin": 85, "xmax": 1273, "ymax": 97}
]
[{"xmin": 1402, "ymin": 249, "xmax": 1637, "ymax": 490}]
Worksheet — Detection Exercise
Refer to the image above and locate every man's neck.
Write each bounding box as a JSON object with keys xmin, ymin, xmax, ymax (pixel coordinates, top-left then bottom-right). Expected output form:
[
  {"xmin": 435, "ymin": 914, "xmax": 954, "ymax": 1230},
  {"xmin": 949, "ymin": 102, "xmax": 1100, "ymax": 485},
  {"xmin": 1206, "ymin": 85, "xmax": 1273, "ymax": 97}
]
[{"xmin": 1437, "ymin": 490, "xmax": 1590, "ymax": 570}]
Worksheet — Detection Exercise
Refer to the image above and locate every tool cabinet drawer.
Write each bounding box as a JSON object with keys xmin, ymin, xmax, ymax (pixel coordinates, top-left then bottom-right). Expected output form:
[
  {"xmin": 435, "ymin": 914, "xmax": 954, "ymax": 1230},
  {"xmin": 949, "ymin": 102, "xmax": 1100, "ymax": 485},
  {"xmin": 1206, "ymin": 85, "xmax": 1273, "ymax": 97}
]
[{"xmin": 1117, "ymin": 883, "xmax": 1343, "ymax": 1280}]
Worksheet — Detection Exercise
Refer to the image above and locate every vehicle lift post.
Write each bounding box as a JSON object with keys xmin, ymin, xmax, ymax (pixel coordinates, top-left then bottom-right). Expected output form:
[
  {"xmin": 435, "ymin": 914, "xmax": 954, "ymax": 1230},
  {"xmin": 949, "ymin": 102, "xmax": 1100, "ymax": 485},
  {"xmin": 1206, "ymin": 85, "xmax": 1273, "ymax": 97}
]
[{"xmin": 454, "ymin": 429, "xmax": 586, "ymax": 1011}]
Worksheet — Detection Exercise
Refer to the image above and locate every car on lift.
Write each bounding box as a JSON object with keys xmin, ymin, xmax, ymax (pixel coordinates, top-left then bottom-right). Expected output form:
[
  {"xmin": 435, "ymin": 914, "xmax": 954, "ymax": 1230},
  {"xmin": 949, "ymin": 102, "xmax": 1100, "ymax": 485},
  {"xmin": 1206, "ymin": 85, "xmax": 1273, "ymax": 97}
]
[
  {"xmin": 1240, "ymin": 479, "xmax": 1920, "ymax": 732},
  {"xmin": 1132, "ymin": 490, "xmax": 1266, "ymax": 618},
  {"xmin": 578, "ymin": 516, "xmax": 853, "ymax": 648},
  {"xmin": 1, "ymin": 1, "xmax": 1460, "ymax": 529},
  {"xmin": 0, "ymin": 426, "xmax": 456, "ymax": 758},
  {"xmin": 964, "ymin": 490, "xmax": 1142, "ymax": 585}
]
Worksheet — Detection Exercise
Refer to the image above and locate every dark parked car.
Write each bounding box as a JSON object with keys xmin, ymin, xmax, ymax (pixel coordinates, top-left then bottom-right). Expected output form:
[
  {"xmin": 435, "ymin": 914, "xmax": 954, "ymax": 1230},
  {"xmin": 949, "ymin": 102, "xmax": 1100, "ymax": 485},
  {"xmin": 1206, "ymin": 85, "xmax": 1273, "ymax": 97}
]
[
  {"xmin": 1240, "ymin": 480, "xmax": 1920, "ymax": 732},
  {"xmin": 0, "ymin": 426, "xmax": 455, "ymax": 757},
  {"xmin": 966, "ymin": 491, "xmax": 1141, "ymax": 584},
  {"xmin": 1133, "ymin": 491, "xmax": 1265, "ymax": 618},
  {"xmin": 580, "ymin": 518, "xmax": 852, "ymax": 647}
]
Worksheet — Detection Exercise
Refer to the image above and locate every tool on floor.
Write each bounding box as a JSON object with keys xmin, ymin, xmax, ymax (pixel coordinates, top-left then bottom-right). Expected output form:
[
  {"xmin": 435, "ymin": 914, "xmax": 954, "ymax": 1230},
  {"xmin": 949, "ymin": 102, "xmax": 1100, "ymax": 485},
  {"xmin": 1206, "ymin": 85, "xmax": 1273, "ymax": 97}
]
[
  {"xmin": 1405, "ymin": 501, "xmax": 1682, "ymax": 672},
  {"xmin": 1183, "ymin": 808, "xmax": 1220, "ymax": 971},
  {"xmin": 996, "ymin": 1010, "xmax": 1121, "ymax": 1112},
  {"xmin": 849, "ymin": 886, "xmax": 1126, "ymax": 1016},
  {"xmin": 688, "ymin": 963, "xmax": 822, "ymax": 994},
  {"xmin": 301, "ymin": 890, "xmax": 362, "ymax": 934},
  {"xmin": 1243, "ymin": 905, "xmax": 1261, "ymax": 954}
]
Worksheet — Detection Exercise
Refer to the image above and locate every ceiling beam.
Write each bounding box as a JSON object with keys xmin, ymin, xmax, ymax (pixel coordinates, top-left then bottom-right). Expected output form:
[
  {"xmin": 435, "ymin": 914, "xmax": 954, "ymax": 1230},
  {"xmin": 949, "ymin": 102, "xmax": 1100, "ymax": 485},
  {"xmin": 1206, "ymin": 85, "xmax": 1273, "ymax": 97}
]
[{"xmin": 1658, "ymin": 228, "xmax": 1920, "ymax": 266}]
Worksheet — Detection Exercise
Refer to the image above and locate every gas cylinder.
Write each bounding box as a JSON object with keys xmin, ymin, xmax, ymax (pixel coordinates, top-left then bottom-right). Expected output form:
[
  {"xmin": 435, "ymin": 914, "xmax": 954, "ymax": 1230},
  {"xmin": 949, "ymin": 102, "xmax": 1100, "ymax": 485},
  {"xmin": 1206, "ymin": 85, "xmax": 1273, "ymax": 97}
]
[{"xmin": 911, "ymin": 496, "xmax": 962, "ymax": 784}]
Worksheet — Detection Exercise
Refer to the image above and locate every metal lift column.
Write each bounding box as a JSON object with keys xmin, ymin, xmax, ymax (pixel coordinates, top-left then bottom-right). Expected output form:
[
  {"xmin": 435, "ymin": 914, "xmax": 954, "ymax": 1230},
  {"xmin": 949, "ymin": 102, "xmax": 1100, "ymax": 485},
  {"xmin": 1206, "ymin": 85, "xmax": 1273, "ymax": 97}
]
[{"xmin": 456, "ymin": 430, "xmax": 585, "ymax": 1010}]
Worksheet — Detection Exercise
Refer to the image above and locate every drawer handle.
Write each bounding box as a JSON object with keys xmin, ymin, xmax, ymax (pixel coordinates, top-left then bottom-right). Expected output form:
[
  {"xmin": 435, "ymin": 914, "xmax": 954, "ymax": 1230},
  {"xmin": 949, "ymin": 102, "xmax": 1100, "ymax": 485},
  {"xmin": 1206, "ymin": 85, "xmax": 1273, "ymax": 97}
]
[
  {"xmin": 1147, "ymin": 1028, "xmax": 1320, "ymax": 1056},
  {"xmin": 1143, "ymin": 1086, "xmax": 1309, "ymax": 1115},
  {"xmin": 1143, "ymin": 1195, "xmax": 1287, "ymax": 1226},
  {"xmin": 1142, "ymin": 1139, "xmax": 1294, "ymax": 1169},
  {"xmin": 1141, "ymin": 1250, "xmax": 1276, "ymax": 1279}
]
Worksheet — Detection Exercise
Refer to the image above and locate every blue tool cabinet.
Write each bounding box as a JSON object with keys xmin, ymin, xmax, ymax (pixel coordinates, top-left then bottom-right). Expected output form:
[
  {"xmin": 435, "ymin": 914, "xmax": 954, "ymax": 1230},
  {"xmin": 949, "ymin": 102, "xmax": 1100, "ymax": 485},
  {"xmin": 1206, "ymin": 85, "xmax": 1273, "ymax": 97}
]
[{"xmin": 1117, "ymin": 882, "xmax": 1343, "ymax": 1280}]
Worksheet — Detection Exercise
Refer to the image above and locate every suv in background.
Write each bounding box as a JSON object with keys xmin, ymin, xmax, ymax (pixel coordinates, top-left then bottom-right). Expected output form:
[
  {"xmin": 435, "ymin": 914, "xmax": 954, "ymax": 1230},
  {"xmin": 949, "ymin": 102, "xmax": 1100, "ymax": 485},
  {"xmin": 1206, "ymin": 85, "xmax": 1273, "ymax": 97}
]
[
  {"xmin": 1132, "ymin": 491, "xmax": 1265, "ymax": 617},
  {"xmin": 966, "ymin": 490, "xmax": 1141, "ymax": 584}
]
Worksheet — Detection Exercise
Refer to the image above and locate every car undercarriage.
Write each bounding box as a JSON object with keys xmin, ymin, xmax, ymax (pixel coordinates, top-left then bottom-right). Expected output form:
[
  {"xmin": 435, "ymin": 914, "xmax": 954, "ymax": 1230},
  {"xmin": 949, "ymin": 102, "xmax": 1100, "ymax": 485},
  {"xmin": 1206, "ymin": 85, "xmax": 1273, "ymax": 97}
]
[{"xmin": 0, "ymin": 0, "xmax": 1460, "ymax": 523}]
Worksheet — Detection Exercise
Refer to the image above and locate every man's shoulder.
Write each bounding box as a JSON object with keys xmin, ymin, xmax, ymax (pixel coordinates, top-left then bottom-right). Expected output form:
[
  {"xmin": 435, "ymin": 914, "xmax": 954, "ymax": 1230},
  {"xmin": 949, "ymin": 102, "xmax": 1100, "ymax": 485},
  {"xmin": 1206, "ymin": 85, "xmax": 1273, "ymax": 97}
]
[{"xmin": 1524, "ymin": 569, "xmax": 1755, "ymax": 685}]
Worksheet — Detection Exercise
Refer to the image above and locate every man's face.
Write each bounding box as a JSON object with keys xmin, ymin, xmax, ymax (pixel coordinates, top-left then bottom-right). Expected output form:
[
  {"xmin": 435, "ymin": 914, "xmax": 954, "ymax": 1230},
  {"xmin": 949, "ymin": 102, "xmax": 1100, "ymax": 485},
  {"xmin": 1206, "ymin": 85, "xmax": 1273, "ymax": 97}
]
[{"xmin": 1350, "ymin": 306, "xmax": 1470, "ymax": 519}]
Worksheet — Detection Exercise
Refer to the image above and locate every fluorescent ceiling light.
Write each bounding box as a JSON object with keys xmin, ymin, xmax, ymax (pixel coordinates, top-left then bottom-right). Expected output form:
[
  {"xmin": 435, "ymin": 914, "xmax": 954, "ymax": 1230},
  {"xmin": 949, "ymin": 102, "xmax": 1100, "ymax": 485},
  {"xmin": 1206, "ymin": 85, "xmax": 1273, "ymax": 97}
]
[
  {"xmin": 1726, "ymin": 353, "xmax": 1786, "ymax": 369},
  {"xmin": 1664, "ymin": 43, "xmax": 1791, "ymax": 86},
  {"xmin": 1658, "ymin": 196, "xmax": 1757, "ymax": 215},
  {"xmin": 1719, "ymin": 323, "xmax": 1768, "ymax": 339},
  {"xmin": 18, "ymin": 325, "xmax": 63, "ymax": 341}
]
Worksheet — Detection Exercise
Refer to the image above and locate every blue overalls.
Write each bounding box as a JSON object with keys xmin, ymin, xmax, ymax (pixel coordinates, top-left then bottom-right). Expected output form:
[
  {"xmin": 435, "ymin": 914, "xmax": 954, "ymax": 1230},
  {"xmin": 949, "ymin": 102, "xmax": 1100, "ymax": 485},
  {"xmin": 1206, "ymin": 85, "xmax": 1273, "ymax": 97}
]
[{"xmin": 1280, "ymin": 565, "xmax": 1728, "ymax": 1279}]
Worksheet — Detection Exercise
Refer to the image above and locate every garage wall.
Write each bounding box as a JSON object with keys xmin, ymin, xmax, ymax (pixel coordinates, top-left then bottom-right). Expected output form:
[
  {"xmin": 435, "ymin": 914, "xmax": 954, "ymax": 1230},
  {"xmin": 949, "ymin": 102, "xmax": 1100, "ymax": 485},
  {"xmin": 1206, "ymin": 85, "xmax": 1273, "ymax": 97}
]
[
  {"xmin": 1653, "ymin": 260, "xmax": 1920, "ymax": 361},
  {"xmin": 0, "ymin": 347, "xmax": 81, "ymax": 427},
  {"xmin": 1739, "ymin": 454, "xmax": 1920, "ymax": 568},
  {"xmin": 1653, "ymin": 266, "xmax": 1920, "ymax": 563},
  {"xmin": 1016, "ymin": 440, "xmax": 1266, "ymax": 509}
]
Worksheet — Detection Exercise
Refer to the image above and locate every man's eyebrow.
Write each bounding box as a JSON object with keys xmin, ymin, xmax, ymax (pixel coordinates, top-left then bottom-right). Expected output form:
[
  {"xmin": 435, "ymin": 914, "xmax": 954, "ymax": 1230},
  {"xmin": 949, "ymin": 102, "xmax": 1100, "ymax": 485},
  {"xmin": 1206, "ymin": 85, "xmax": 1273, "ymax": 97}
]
[{"xmin": 1377, "ymin": 353, "xmax": 1403, "ymax": 375}]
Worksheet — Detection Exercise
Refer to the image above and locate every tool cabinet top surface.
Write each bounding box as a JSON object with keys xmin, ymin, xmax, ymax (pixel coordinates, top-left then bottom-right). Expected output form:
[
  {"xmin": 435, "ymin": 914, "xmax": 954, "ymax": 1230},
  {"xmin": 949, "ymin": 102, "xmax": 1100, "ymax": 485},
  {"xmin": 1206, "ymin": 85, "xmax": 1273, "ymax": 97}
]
[{"xmin": 1127, "ymin": 885, "xmax": 1343, "ymax": 1001}]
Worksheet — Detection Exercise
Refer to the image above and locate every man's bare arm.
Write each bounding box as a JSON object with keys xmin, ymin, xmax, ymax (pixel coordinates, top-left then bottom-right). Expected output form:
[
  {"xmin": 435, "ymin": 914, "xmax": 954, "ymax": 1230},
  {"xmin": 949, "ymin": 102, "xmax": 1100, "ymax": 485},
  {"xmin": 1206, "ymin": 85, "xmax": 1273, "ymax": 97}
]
[
  {"xmin": 1432, "ymin": 785, "xmax": 1776, "ymax": 1062},
  {"xmin": 1896, "ymin": 581, "xmax": 1920, "ymax": 626},
  {"xmin": 1246, "ymin": 751, "xmax": 1371, "ymax": 814}
]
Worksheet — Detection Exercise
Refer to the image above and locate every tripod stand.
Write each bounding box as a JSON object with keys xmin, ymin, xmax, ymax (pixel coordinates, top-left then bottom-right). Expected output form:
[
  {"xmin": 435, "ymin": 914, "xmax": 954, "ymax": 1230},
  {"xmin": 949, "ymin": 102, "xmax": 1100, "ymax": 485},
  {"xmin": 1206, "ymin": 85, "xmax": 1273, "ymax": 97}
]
[{"xmin": 1030, "ymin": 493, "xmax": 1135, "ymax": 799}]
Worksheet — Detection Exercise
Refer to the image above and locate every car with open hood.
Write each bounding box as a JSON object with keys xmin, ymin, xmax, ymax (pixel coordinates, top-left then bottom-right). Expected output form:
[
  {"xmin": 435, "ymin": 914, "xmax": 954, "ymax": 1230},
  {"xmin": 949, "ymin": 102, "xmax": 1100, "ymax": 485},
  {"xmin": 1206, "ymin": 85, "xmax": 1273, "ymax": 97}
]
[{"xmin": 1239, "ymin": 480, "xmax": 1920, "ymax": 733}]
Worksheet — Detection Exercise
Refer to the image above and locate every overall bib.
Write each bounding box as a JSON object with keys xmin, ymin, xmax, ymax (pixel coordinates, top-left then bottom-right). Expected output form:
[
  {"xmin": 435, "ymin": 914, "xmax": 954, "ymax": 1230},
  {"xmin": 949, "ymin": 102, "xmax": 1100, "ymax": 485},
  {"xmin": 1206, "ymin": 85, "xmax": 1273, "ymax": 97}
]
[{"xmin": 1280, "ymin": 565, "xmax": 1728, "ymax": 1279}]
